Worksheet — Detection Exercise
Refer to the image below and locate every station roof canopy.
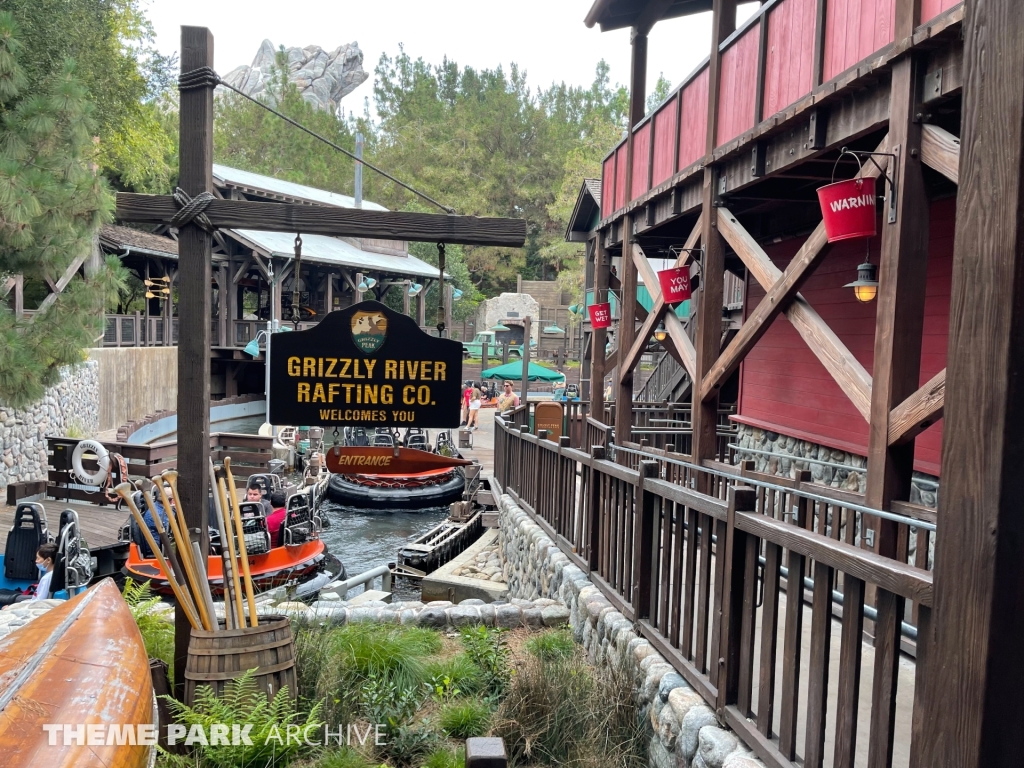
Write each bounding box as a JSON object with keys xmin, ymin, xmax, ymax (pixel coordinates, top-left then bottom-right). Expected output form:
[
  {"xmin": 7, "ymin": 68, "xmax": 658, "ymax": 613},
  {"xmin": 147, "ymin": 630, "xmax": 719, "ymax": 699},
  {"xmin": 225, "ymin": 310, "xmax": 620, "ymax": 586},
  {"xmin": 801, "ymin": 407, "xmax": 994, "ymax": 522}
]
[
  {"xmin": 100, "ymin": 224, "xmax": 178, "ymax": 258},
  {"xmin": 565, "ymin": 179, "xmax": 601, "ymax": 243},
  {"xmin": 584, "ymin": 0, "xmax": 714, "ymax": 32},
  {"xmin": 228, "ymin": 229, "xmax": 446, "ymax": 280},
  {"xmin": 212, "ymin": 164, "xmax": 389, "ymax": 211}
]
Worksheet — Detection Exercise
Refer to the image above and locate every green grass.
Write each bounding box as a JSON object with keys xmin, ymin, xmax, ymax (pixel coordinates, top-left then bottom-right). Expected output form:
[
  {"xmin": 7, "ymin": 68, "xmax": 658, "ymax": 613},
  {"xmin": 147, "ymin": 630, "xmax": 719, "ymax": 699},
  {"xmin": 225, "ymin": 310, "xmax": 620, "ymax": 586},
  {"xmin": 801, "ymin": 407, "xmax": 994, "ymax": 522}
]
[
  {"xmin": 424, "ymin": 653, "xmax": 486, "ymax": 697},
  {"xmin": 525, "ymin": 628, "xmax": 576, "ymax": 662},
  {"xmin": 439, "ymin": 699, "xmax": 492, "ymax": 740},
  {"xmin": 422, "ymin": 747, "xmax": 465, "ymax": 768},
  {"xmin": 332, "ymin": 623, "xmax": 441, "ymax": 689},
  {"xmin": 493, "ymin": 650, "xmax": 647, "ymax": 768},
  {"xmin": 301, "ymin": 747, "xmax": 382, "ymax": 768}
]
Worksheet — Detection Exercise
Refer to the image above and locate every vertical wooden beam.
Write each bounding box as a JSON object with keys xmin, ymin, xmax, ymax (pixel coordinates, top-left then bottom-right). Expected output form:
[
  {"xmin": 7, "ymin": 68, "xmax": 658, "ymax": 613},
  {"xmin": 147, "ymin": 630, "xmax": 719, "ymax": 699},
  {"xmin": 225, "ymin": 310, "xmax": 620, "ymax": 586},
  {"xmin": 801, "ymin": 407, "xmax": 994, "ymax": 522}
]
[
  {"xmin": 754, "ymin": 9, "xmax": 769, "ymax": 124},
  {"xmin": 175, "ymin": 24, "xmax": 214, "ymax": 700},
  {"xmin": 13, "ymin": 275, "xmax": 23, "ymax": 319},
  {"xmin": 917, "ymin": 0, "xmax": 1024, "ymax": 765},
  {"xmin": 812, "ymin": 0, "xmax": 828, "ymax": 87},
  {"xmin": 692, "ymin": 0, "xmax": 737, "ymax": 482},
  {"xmin": 865, "ymin": 0, "xmax": 929, "ymax": 753},
  {"xmin": 614, "ymin": 28, "xmax": 648, "ymax": 453},
  {"xmin": 615, "ymin": 212, "xmax": 639, "ymax": 452},
  {"xmin": 592, "ymin": 236, "xmax": 609, "ymax": 418}
]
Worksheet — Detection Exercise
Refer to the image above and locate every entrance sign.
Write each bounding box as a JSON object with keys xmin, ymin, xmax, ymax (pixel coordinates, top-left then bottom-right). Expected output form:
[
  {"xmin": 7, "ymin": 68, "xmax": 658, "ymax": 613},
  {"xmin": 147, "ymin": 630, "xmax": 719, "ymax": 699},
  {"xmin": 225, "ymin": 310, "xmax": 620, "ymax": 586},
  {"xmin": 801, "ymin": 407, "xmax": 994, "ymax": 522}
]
[
  {"xmin": 534, "ymin": 401, "xmax": 564, "ymax": 441},
  {"xmin": 269, "ymin": 301, "xmax": 464, "ymax": 427},
  {"xmin": 657, "ymin": 267, "xmax": 692, "ymax": 304},
  {"xmin": 325, "ymin": 446, "xmax": 471, "ymax": 475}
]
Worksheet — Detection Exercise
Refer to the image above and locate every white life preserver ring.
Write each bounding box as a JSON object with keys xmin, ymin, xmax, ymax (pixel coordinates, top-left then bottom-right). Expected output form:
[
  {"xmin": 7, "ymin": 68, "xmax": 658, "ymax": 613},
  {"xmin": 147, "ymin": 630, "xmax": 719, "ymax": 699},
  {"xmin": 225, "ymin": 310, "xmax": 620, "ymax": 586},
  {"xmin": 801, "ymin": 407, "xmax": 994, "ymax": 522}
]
[{"xmin": 71, "ymin": 439, "xmax": 110, "ymax": 486}]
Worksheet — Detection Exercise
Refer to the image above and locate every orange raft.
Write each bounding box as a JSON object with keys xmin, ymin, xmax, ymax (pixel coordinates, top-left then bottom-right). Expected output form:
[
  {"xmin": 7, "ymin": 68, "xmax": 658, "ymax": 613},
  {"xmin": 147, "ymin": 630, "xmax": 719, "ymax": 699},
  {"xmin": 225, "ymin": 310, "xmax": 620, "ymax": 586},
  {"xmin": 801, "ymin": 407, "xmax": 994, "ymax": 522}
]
[
  {"xmin": 124, "ymin": 539, "xmax": 328, "ymax": 597},
  {"xmin": 0, "ymin": 579, "xmax": 155, "ymax": 768}
]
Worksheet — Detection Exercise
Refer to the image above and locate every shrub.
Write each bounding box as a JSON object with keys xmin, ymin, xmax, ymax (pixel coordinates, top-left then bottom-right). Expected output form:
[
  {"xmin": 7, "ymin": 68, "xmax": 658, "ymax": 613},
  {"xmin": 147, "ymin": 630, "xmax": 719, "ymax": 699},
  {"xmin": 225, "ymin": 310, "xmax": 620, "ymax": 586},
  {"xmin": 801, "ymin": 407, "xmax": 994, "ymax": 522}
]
[
  {"xmin": 123, "ymin": 579, "xmax": 174, "ymax": 685},
  {"xmin": 493, "ymin": 651, "xmax": 647, "ymax": 768},
  {"xmin": 525, "ymin": 629, "xmax": 576, "ymax": 662},
  {"xmin": 161, "ymin": 669, "xmax": 323, "ymax": 768},
  {"xmin": 459, "ymin": 626, "xmax": 511, "ymax": 701},
  {"xmin": 293, "ymin": 622, "xmax": 441, "ymax": 728},
  {"xmin": 438, "ymin": 699, "xmax": 492, "ymax": 740}
]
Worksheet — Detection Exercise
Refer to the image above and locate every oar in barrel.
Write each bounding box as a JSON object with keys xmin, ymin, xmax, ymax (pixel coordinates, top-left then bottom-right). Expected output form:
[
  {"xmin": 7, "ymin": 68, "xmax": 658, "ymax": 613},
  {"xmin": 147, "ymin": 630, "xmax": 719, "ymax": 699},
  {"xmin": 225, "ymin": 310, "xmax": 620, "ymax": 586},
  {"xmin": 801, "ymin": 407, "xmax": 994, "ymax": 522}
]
[
  {"xmin": 211, "ymin": 460, "xmax": 245, "ymax": 630},
  {"xmin": 223, "ymin": 457, "xmax": 259, "ymax": 627},
  {"xmin": 114, "ymin": 482, "xmax": 201, "ymax": 630},
  {"xmin": 155, "ymin": 474, "xmax": 217, "ymax": 631}
]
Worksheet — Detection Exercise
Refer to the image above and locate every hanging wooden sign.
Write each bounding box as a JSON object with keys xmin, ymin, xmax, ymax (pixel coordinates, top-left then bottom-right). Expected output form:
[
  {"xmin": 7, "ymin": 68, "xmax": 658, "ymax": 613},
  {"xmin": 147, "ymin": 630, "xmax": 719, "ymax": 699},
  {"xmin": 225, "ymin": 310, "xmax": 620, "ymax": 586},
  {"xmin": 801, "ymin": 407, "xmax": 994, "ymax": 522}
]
[
  {"xmin": 325, "ymin": 446, "xmax": 472, "ymax": 475},
  {"xmin": 268, "ymin": 301, "xmax": 464, "ymax": 427}
]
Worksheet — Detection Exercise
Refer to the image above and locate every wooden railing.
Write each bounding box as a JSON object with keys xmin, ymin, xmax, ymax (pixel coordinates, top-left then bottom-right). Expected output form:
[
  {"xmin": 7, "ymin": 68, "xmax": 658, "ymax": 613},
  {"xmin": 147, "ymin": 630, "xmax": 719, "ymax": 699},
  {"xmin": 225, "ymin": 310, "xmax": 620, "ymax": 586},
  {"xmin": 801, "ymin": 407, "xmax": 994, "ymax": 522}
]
[
  {"xmin": 47, "ymin": 433, "xmax": 273, "ymax": 503},
  {"xmin": 494, "ymin": 415, "xmax": 932, "ymax": 768},
  {"xmin": 99, "ymin": 313, "xmax": 178, "ymax": 347}
]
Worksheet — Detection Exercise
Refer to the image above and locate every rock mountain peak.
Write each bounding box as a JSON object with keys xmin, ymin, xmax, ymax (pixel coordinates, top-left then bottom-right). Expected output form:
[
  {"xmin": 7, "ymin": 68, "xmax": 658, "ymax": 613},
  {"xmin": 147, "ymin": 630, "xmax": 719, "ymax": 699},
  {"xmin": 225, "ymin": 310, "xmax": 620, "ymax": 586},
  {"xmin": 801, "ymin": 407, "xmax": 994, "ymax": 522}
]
[{"xmin": 219, "ymin": 39, "xmax": 369, "ymax": 113}]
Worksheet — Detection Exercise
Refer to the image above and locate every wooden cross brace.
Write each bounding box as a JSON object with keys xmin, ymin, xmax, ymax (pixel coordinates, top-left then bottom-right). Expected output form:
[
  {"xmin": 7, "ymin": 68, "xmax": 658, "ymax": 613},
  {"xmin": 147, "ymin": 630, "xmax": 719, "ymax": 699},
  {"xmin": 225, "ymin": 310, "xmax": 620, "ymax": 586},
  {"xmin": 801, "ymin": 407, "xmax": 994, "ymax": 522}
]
[{"xmin": 618, "ymin": 215, "xmax": 702, "ymax": 383}]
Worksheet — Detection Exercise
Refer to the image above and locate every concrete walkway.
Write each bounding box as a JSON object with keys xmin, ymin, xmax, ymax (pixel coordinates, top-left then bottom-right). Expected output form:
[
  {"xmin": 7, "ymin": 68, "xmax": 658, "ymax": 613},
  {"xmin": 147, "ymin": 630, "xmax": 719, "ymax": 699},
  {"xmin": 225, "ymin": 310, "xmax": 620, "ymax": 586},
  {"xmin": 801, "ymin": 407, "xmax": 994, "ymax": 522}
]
[{"xmin": 459, "ymin": 408, "xmax": 496, "ymax": 475}]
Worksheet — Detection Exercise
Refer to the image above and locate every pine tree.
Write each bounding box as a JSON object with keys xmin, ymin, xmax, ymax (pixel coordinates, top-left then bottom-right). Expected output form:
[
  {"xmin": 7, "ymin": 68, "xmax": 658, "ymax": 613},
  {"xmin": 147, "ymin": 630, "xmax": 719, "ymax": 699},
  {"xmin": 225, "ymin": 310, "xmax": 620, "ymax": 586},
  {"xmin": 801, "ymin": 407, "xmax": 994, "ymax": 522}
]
[{"xmin": 0, "ymin": 12, "xmax": 125, "ymax": 408}]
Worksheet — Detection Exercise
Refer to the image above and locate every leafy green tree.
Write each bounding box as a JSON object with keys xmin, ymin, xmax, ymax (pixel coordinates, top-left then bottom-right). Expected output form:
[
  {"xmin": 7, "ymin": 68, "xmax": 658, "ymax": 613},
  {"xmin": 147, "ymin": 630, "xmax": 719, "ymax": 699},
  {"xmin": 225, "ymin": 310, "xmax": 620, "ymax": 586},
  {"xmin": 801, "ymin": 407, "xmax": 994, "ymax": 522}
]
[
  {"xmin": 5, "ymin": 0, "xmax": 176, "ymax": 192},
  {"xmin": 0, "ymin": 13, "xmax": 125, "ymax": 407},
  {"xmin": 213, "ymin": 51, "xmax": 356, "ymax": 192}
]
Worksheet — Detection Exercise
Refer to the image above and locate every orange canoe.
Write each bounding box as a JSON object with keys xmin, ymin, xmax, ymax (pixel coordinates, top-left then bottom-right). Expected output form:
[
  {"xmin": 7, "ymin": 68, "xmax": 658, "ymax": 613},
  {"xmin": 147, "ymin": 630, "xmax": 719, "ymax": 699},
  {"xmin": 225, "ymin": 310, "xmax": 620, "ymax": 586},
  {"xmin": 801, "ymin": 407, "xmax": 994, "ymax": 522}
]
[
  {"xmin": 124, "ymin": 539, "xmax": 328, "ymax": 596},
  {"xmin": 0, "ymin": 579, "xmax": 154, "ymax": 767}
]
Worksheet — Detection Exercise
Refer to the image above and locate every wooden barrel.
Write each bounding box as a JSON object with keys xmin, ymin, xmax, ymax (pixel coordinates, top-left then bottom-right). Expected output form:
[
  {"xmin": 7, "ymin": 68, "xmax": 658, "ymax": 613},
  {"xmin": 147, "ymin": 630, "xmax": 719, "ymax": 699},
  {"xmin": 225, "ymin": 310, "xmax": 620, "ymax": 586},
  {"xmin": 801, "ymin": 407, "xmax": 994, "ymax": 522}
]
[{"xmin": 184, "ymin": 614, "xmax": 297, "ymax": 705}]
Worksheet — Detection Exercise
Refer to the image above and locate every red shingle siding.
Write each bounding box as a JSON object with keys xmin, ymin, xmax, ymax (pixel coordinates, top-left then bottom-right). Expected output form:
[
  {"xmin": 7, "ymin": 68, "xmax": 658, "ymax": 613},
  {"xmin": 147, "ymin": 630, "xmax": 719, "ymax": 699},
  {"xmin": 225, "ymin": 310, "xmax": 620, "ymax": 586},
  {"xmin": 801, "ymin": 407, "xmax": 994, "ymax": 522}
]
[
  {"xmin": 763, "ymin": 0, "xmax": 816, "ymax": 118},
  {"xmin": 823, "ymin": 0, "xmax": 895, "ymax": 82},
  {"xmin": 716, "ymin": 25, "xmax": 761, "ymax": 147}
]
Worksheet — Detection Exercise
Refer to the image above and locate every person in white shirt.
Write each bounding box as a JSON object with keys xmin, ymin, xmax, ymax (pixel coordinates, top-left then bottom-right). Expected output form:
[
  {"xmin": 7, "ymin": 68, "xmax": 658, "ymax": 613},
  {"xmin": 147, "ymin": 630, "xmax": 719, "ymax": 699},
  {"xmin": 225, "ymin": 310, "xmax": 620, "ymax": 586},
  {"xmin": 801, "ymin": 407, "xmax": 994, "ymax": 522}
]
[
  {"xmin": 0, "ymin": 543, "xmax": 57, "ymax": 608},
  {"xmin": 30, "ymin": 543, "xmax": 57, "ymax": 601}
]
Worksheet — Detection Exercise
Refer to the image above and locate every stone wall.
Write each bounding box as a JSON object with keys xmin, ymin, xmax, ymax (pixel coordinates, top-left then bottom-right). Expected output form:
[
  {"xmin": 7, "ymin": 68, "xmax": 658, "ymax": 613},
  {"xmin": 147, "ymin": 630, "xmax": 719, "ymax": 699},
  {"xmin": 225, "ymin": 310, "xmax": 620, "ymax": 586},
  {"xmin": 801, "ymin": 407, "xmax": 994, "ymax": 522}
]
[
  {"xmin": 475, "ymin": 293, "xmax": 541, "ymax": 343},
  {"xmin": 498, "ymin": 493, "xmax": 766, "ymax": 768},
  {"xmin": 732, "ymin": 424, "xmax": 939, "ymax": 508},
  {"xmin": 0, "ymin": 362, "xmax": 99, "ymax": 488}
]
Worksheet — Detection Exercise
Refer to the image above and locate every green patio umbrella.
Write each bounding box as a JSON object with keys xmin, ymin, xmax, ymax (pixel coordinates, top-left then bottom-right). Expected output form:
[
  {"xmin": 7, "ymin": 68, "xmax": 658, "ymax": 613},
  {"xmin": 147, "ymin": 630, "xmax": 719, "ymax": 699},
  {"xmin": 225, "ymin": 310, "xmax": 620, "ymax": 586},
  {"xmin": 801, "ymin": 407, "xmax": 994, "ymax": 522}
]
[{"xmin": 480, "ymin": 361, "xmax": 564, "ymax": 382}]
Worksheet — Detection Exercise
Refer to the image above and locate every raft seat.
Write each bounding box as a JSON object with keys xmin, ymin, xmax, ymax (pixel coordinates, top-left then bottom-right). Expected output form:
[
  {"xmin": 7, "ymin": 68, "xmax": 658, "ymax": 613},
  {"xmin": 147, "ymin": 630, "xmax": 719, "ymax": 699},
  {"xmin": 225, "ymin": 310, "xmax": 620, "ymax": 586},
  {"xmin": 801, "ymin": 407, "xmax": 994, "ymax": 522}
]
[{"xmin": 4, "ymin": 503, "xmax": 50, "ymax": 581}]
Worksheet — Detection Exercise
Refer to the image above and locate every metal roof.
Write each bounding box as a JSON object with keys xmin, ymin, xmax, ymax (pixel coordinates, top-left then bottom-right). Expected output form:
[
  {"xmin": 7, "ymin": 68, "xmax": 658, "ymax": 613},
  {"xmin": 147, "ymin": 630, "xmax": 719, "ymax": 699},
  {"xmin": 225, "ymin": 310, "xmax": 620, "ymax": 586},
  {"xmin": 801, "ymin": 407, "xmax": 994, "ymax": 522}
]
[
  {"xmin": 227, "ymin": 229, "xmax": 446, "ymax": 280},
  {"xmin": 212, "ymin": 164, "xmax": 389, "ymax": 212},
  {"xmin": 584, "ymin": 0, "xmax": 714, "ymax": 32}
]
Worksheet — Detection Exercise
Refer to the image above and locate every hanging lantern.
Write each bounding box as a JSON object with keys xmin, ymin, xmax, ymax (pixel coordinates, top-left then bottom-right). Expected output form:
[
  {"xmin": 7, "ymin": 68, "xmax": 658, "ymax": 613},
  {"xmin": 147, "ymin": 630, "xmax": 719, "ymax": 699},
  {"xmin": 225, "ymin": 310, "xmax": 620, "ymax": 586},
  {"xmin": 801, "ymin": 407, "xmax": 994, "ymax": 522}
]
[
  {"xmin": 654, "ymin": 321, "xmax": 667, "ymax": 342},
  {"xmin": 588, "ymin": 302, "xmax": 612, "ymax": 329},
  {"xmin": 844, "ymin": 261, "xmax": 879, "ymax": 303},
  {"xmin": 657, "ymin": 267, "xmax": 691, "ymax": 304}
]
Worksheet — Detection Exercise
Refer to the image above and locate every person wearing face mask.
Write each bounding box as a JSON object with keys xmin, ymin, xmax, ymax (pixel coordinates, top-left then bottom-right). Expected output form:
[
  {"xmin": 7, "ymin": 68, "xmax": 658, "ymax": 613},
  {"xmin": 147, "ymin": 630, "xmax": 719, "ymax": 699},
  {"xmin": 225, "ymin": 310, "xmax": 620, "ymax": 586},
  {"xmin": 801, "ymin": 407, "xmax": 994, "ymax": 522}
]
[
  {"xmin": 30, "ymin": 543, "xmax": 57, "ymax": 601},
  {"xmin": 0, "ymin": 543, "xmax": 58, "ymax": 607}
]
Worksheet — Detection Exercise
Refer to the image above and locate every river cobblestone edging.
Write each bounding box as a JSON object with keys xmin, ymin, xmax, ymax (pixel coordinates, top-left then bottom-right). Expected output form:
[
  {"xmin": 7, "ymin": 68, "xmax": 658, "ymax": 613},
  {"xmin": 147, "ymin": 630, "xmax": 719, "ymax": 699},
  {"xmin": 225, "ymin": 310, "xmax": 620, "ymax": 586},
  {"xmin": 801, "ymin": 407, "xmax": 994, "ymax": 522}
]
[
  {"xmin": 497, "ymin": 493, "xmax": 766, "ymax": 768},
  {"xmin": 0, "ymin": 362, "xmax": 99, "ymax": 489}
]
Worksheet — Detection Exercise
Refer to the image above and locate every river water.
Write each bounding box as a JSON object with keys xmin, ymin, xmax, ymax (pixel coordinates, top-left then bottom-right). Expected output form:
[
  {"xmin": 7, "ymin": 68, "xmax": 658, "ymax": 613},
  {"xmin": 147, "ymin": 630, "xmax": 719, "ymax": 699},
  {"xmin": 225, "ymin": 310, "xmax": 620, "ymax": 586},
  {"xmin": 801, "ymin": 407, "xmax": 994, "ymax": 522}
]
[{"xmin": 229, "ymin": 413, "xmax": 444, "ymax": 596}]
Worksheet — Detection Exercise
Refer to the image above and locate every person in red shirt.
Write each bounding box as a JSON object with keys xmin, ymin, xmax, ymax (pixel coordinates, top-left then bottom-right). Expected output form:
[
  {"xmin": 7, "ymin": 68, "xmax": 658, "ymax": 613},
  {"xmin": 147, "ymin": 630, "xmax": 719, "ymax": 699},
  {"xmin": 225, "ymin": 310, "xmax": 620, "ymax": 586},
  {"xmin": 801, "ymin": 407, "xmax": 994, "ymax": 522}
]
[
  {"xmin": 267, "ymin": 490, "xmax": 287, "ymax": 548},
  {"xmin": 461, "ymin": 381, "xmax": 473, "ymax": 426}
]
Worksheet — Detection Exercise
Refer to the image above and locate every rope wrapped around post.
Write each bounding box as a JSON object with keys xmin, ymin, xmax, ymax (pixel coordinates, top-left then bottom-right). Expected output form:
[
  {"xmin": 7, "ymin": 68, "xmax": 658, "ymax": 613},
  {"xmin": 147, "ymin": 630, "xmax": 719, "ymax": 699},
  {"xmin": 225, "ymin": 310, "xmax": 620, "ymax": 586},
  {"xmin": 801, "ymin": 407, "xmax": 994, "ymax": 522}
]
[{"xmin": 170, "ymin": 188, "xmax": 216, "ymax": 232}]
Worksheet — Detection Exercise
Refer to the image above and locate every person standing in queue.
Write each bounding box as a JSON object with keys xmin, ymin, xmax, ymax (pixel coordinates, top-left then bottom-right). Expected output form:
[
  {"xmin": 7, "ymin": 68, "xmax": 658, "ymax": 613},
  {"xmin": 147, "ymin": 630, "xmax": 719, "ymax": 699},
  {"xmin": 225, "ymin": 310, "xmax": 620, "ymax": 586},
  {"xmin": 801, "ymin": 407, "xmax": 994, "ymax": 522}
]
[
  {"xmin": 461, "ymin": 380, "xmax": 473, "ymax": 426},
  {"xmin": 496, "ymin": 380, "xmax": 520, "ymax": 415},
  {"xmin": 467, "ymin": 382, "xmax": 483, "ymax": 430}
]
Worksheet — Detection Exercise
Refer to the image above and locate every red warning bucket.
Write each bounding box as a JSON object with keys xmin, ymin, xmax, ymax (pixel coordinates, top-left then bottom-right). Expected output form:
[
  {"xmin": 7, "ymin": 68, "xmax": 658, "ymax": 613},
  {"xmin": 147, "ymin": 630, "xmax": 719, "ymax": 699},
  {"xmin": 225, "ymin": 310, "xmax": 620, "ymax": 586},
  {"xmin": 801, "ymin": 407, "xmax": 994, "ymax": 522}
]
[
  {"xmin": 657, "ymin": 267, "xmax": 691, "ymax": 304},
  {"xmin": 817, "ymin": 176, "xmax": 877, "ymax": 243},
  {"xmin": 588, "ymin": 302, "xmax": 612, "ymax": 329}
]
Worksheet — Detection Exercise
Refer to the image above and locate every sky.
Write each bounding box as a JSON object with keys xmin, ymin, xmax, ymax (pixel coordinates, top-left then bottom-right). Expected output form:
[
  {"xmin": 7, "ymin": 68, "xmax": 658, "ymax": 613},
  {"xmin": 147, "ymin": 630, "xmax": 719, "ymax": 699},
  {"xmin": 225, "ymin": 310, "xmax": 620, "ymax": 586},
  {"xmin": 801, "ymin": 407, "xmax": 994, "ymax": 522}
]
[{"xmin": 145, "ymin": 0, "xmax": 760, "ymax": 117}]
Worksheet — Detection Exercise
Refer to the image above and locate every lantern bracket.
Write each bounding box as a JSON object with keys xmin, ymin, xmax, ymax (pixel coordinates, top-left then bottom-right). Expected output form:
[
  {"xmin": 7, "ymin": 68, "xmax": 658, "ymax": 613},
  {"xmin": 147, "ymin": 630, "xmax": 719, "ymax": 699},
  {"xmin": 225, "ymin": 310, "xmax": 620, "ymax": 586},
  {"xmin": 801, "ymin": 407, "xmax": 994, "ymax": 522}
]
[{"xmin": 836, "ymin": 146, "xmax": 899, "ymax": 224}]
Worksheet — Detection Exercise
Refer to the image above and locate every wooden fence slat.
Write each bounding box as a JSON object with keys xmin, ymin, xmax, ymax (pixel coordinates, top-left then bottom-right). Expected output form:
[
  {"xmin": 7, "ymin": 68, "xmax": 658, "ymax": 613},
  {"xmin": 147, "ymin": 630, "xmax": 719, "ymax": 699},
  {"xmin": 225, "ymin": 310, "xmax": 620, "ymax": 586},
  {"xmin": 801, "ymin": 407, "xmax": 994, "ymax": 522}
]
[
  {"xmin": 757, "ymin": 541, "xmax": 782, "ymax": 738},
  {"xmin": 833, "ymin": 575, "xmax": 865, "ymax": 768},
  {"xmin": 804, "ymin": 560, "xmax": 834, "ymax": 768}
]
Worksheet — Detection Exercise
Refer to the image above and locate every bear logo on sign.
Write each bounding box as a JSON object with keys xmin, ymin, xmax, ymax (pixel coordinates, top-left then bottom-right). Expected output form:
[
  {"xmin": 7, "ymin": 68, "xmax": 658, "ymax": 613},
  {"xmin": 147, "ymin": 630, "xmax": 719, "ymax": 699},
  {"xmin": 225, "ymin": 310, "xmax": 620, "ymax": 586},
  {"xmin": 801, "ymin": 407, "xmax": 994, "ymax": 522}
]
[{"xmin": 351, "ymin": 310, "xmax": 387, "ymax": 354}]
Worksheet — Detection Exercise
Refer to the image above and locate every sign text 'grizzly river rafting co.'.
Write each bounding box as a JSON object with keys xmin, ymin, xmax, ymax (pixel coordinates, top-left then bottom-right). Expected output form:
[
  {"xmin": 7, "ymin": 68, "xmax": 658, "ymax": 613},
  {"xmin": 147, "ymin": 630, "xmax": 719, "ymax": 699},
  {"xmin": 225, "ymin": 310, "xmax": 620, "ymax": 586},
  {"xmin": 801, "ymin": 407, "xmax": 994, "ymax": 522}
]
[{"xmin": 268, "ymin": 301, "xmax": 463, "ymax": 428}]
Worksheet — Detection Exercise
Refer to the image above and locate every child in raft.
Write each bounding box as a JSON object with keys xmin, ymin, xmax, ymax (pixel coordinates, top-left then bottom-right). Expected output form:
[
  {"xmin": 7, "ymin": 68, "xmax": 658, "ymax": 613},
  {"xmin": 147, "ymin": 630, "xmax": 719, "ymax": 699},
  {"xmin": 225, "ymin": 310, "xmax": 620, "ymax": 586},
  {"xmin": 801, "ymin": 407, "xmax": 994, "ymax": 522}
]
[{"xmin": 0, "ymin": 542, "xmax": 57, "ymax": 607}]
